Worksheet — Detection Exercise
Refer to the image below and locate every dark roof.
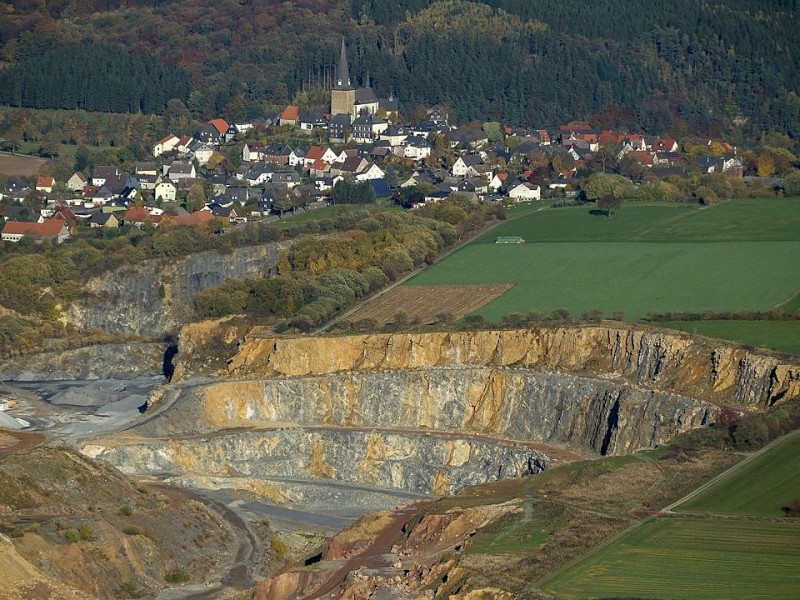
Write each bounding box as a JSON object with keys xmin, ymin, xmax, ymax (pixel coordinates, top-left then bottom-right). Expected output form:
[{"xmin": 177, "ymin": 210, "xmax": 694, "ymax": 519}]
[
  {"xmin": 370, "ymin": 179, "xmax": 392, "ymax": 198},
  {"xmin": 355, "ymin": 87, "xmax": 378, "ymax": 104}
]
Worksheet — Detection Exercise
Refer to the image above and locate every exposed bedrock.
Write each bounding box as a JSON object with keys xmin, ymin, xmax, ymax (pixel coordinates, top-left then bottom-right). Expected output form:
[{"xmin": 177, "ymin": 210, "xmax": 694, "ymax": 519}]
[
  {"xmin": 66, "ymin": 243, "xmax": 287, "ymax": 337},
  {"xmin": 84, "ymin": 326, "xmax": 800, "ymax": 503},
  {"xmin": 224, "ymin": 327, "xmax": 800, "ymax": 409}
]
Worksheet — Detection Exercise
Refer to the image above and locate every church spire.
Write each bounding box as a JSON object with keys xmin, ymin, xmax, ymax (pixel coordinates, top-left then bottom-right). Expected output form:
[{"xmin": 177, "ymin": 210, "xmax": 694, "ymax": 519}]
[{"xmin": 335, "ymin": 37, "xmax": 352, "ymax": 89}]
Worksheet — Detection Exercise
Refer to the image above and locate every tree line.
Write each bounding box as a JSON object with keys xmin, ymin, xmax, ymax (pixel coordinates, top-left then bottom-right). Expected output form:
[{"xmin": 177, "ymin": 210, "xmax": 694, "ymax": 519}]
[{"xmin": 0, "ymin": 0, "xmax": 797, "ymax": 140}]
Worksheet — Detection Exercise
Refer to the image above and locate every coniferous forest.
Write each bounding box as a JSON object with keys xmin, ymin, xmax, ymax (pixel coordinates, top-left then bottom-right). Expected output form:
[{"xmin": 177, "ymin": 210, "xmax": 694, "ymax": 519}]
[{"xmin": 0, "ymin": 0, "xmax": 797, "ymax": 137}]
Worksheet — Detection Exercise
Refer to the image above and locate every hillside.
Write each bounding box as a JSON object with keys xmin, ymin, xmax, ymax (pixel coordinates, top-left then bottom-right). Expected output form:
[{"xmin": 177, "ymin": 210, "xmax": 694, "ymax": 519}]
[{"xmin": 0, "ymin": 0, "xmax": 798, "ymax": 137}]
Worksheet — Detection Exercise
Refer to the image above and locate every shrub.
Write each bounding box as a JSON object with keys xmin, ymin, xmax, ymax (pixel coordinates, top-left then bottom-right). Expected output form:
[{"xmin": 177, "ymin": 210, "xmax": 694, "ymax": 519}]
[
  {"xmin": 123, "ymin": 525, "xmax": 142, "ymax": 536},
  {"xmin": 164, "ymin": 570, "xmax": 189, "ymax": 584},
  {"xmin": 271, "ymin": 538, "xmax": 288, "ymax": 561},
  {"xmin": 118, "ymin": 504, "xmax": 133, "ymax": 517}
]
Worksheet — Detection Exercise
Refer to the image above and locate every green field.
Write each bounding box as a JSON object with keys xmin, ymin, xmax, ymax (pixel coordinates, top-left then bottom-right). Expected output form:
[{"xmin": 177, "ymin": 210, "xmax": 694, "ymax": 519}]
[
  {"xmin": 409, "ymin": 200, "xmax": 800, "ymax": 326},
  {"xmin": 544, "ymin": 518, "xmax": 800, "ymax": 600},
  {"xmin": 663, "ymin": 321, "xmax": 800, "ymax": 356},
  {"xmin": 676, "ymin": 433, "xmax": 800, "ymax": 516}
]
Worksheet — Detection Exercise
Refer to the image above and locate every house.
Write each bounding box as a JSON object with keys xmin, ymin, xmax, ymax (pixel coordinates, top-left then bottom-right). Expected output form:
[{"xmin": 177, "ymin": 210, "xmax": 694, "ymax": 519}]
[
  {"xmin": 298, "ymin": 111, "xmax": 327, "ymax": 134},
  {"xmin": 205, "ymin": 203, "xmax": 238, "ymax": 223},
  {"xmin": 137, "ymin": 173, "xmax": 161, "ymax": 191},
  {"xmin": 155, "ymin": 181, "xmax": 177, "ymax": 202},
  {"xmin": 135, "ymin": 162, "xmax": 158, "ymax": 176},
  {"xmin": 122, "ymin": 206, "xmax": 161, "ymax": 227},
  {"xmin": 272, "ymin": 171, "xmax": 302, "ymax": 188},
  {"xmin": 380, "ymin": 125, "xmax": 410, "ymax": 148},
  {"xmin": 451, "ymin": 155, "xmax": 483, "ymax": 177},
  {"xmin": 264, "ymin": 144, "xmax": 292, "ymax": 166},
  {"xmin": 1, "ymin": 220, "xmax": 70, "ymax": 244},
  {"xmin": 403, "ymin": 135, "xmax": 432, "ymax": 161},
  {"xmin": 488, "ymin": 172, "xmax": 508, "ymax": 192},
  {"xmin": 36, "ymin": 176, "xmax": 54, "ymax": 193},
  {"xmin": 242, "ymin": 143, "xmax": 266, "ymax": 162},
  {"xmin": 626, "ymin": 151, "xmax": 655, "ymax": 167},
  {"xmin": 193, "ymin": 144, "xmax": 215, "ymax": 166},
  {"xmin": 91, "ymin": 166, "xmax": 119, "ymax": 187},
  {"xmin": 153, "ymin": 134, "xmax": 179, "ymax": 157},
  {"xmin": 508, "ymin": 181, "xmax": 541, "ymax": 201},
  {"xmin": 331, "ymin": 156, "xmax": 368, "ymax": 178},
  {"xmin": 351, "ymin": 114, "xmax": 388, "ymax": 144},
  {"xmin": 328, "ymin": 113, "xmax": 351, "ymax": 142},
  {"xmin": 279, "ymin": 104, "xmax": 300, "ymax": 127},
  {"xmin": 304, "ymin": 146, "xmax": 339, "ymax": 169},
  {"xmin": 89, "ymin": 212, "xmax": 119, "ymax": 228},
  {"xmin": 197, "ymin": 119, "xmax": 228, "ymax": 145},
  {"xmin": 176, "ymin": 136, "xmax": 195, "ymax": 154},
  {"xmin": 168, "ymin": 161, "xmax": 196, "ymax": 180},
  {"xmin": 355, "ymin": 162, "xmax": 385, "ymax": 181},
  {"xmin": 171, "ymin": 210, "xmax": 215, "ymax": 227},
  {"xmin": 66, "ymin": 172, "xmax": 88, "ymax": 192},
  {"xmin": 652, "ymin": 138, "xmax": 679, "ymax": 153},
  {"xmin": 289, "ymin": 147, "xmax": 306, "ymax": 168}
]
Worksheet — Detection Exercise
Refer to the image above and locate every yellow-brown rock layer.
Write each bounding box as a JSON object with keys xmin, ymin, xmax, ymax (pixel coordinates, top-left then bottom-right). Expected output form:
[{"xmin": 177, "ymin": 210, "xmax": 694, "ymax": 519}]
[{"xmin": 225, "ymin": 327, "xmax": 800, "ymax": 407}]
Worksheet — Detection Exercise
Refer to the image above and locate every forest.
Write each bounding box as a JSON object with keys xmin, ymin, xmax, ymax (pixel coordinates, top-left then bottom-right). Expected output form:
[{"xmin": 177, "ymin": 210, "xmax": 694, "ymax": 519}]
[{"xmin": 0, "ymin": 0, "xmax": 797, "ymax": 139}]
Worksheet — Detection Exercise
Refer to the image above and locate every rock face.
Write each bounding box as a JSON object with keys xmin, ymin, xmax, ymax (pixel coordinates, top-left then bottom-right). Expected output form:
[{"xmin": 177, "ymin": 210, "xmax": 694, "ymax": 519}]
[
  {"xmin": 66, "ymin": 243, "xmax": 287, "ymax": 337},
  {"xmin": 0, "ymin": 341, "xmax": 166, "ymax": 381},
  {"xmin": 84, "ymin": 325, "xmax": 800, "ymax": 509},
  {"xmin": 227, "ymin": 327, "xmax": 800, "ymax": 409}
]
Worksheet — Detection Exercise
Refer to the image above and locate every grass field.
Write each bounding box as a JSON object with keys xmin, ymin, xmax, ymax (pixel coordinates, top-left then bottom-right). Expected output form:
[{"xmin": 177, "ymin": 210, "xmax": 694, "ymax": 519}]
[
  {"xmin": 408, "ymin": 200, "xmax": 800, "ymax": 329},
  {"xmin": 544, "ymin": 518, "xmax": 800, "ymax": 600},
  {"xmin": 663, "ymin": 321, "xmax": 800, "ymax": 355},
  {"xmin": 675, "ymin": 433, "xmax": 800, "ymax": 516}
]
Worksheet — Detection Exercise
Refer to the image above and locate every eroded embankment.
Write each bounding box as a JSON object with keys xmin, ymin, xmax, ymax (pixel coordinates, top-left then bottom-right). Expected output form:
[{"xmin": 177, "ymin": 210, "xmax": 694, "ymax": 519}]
[{"xmin": 84, "ymin": 326, "xmax": 800, "ymax": 506}]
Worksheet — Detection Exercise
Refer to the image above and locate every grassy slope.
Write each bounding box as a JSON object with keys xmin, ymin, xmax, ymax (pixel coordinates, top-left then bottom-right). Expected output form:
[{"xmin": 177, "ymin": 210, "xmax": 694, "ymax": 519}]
[
  {"xmin": 545, "ymin": 518, "xmax": 800, "ymax": 600},
  {"xmin": 676, "ymin": 433, "xmax": 800, "ymax": 516},
  {"xmin": 544, "ymin": 432, "xmax": 800, "ymax": 599}
]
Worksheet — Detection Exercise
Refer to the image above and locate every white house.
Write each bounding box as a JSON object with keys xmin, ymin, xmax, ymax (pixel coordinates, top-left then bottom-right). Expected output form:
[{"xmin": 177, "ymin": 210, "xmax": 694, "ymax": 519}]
[
  {"xmin": 153, "ymin": 134, "xmax": 179, "ymax": 157},
  {"xmin": 508, "ymin": 181, "xmax": 541, "ymax": 201},
  {"xmin": 193, "ymin": 144, "xmax": 215, "ymax": 166},
  {"xmin": 403, "ymin": 136, "xmax": 432, "ymax": 161},
  {"xmin": 168, "ymin": 161, "xmax": 196, "ymax": 180},
  {"xmin": 155, "ymin": 181, "xmax": 177, "ymax": 202},
  {"xmin": 355, "ymin": 163, "xmax": 385, "ymax": 181},
  {"xmin": 451, "ymin": 155, "xmax": 483, "ymax": 177}
]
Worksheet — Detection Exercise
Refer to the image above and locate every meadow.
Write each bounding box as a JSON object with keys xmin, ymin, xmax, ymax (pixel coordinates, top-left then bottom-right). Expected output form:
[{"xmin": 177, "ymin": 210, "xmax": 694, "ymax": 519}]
[
  {"xmin": 663, "ymin": 320, "xmax": 800, "ymax": 355},
  {"xmin": 408, "ymin": 199, "xmax": 800, "ymax": 351},
  {"xmin": 675, "ymin": 432, "xmax": 800, "ymax": 516},
  {"xmin": 544, "ymin": 518, "xmax": 800, "ymax": 600}
]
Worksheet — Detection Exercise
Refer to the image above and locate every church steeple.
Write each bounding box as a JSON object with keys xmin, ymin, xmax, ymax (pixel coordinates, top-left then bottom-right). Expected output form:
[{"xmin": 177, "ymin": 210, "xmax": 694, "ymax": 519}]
[{"xmin": 335, "ymin": 38, "xmax": 353, "ymax": 90}]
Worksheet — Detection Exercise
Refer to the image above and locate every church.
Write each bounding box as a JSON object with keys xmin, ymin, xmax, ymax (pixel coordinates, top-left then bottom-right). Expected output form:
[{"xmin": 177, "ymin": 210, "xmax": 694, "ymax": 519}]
[{"xmin": 330, "ymin": 39, "xmax": 381, "ymax": 120}]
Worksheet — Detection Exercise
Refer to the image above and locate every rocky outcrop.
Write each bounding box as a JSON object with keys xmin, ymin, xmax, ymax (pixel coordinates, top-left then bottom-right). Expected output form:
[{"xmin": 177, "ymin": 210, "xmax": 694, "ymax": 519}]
[
  {"xmin": 0, "ymin": 341, "xmax": 166, "ymax": 381},
  {"xmin": 88, "ymin": 427, "xmax": 547, "ymax": 497},
  {"xmin": 66, "ymin": 243, "xmax": 287, "ymax": 337},
  {"xmin": 227, "ymin": 327, "xmax": 800, "ymax": 408}
]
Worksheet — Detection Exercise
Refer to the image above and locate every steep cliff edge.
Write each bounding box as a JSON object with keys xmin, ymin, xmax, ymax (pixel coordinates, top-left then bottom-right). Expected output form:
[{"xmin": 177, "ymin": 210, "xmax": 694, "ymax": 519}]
[
  {"xmin": 66, "ymin": 243, "xmax": 286, "ymax": 337},
  {"xmin": 225, "ymin": 326, "xmax": 800, "ymax": 409}
]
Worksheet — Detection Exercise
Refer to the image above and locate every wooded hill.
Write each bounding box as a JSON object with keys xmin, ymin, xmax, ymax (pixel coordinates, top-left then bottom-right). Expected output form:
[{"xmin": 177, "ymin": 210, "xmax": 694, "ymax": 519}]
[{"xmin": 0, "ymin": 0, "xmax": 798, "ymax": 139}]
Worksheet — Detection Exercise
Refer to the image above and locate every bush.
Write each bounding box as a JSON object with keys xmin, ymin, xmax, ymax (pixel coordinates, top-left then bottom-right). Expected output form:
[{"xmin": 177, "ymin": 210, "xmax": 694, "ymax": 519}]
[
  {"xmin": 123, "ymin": 525, "xmax": 142, "ymax": 536},
  {"xmin": 118, "ymin": 504, "xmax": 133, "ymax": 517},
  {"xmin": 271, "ymin": 538, "xmax": 288, "ymax": 561},
  {"xmin": 164, "ymin": 570, "xmax": 189, "ymax": 584}
]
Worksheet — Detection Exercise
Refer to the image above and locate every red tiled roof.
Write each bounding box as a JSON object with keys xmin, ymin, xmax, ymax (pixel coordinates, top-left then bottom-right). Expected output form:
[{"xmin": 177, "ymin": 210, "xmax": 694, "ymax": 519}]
[
  {"xmin": 123, "ymin": 206, "xmax": 156, "ymax": 223},
  {"xmin": 305, "ymin": 146, "xmax": 329, "ymax": 161},
  {"xmin": 311, "ymin": 159, "xmax": 330, "ymax": 171},
  {"xmin": 208, "ymin": 119, "xmax": 229, "ymax": 134},
  {"xmin": 628, "ymin": 151, "xmax": 655, "ymax": 165},
  {"xmin": 36, "ymin": 176, "xmax": 54, "ymax": 187},
  {"xmin": 280, "ymin": 105, "xmax": 300, "ymax": 121},
  {"xmin": 2, "ymin": 220, "xmax": 66, "ymax": 237},
  {"xmin": 156, "ymin": 134, "xmax": 177, "ymax": 145},
  {"xmin": 170, "ymin": 211, "xmax": 214, "ymax": 227}
]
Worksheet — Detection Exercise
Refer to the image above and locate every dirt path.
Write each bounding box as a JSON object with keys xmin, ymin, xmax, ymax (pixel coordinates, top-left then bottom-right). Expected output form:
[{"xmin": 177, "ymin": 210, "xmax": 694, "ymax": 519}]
[{"xmin": 299, "ymin": 499, "xmax": 435, "ymax": 600}]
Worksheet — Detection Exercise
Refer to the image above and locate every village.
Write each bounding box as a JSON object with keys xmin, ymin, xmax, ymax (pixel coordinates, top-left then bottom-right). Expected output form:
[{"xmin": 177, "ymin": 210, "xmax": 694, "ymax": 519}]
[{"xmin": 0, "ymin": 42, "xmax": 754, "ymax": 245}]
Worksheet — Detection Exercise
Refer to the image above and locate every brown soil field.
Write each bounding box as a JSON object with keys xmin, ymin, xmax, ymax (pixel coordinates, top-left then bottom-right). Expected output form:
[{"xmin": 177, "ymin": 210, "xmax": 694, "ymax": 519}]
[
  {"xmin": 345, "ymin": 284, "xmax": 513, "ymax": 326},
  {"xmin": 0, "ymin": 153, "xmax": 47, "ymax": 176}
]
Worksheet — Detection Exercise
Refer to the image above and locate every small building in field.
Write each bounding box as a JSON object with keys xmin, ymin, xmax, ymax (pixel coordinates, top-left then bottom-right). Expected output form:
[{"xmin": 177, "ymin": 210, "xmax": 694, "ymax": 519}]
[{"xmin": 495, "ymin": 236, "xmax": 525, "ymax": 244}]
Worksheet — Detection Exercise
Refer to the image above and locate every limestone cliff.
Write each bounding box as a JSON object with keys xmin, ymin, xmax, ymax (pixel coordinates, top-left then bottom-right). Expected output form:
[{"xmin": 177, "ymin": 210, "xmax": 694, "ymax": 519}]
[
  {"xmin": 226, "ymin": 327, "xmax": 800, "ymax": 408},
  {"xmin": 66, "ymin": 243, "xmax": 287, "ymax": 337}
]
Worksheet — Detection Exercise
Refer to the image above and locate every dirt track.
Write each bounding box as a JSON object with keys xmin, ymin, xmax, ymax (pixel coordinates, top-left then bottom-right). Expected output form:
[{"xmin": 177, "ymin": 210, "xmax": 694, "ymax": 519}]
[{"xmin": 0, "ymin": 430, "xmax": 46, "ymax": 458}]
